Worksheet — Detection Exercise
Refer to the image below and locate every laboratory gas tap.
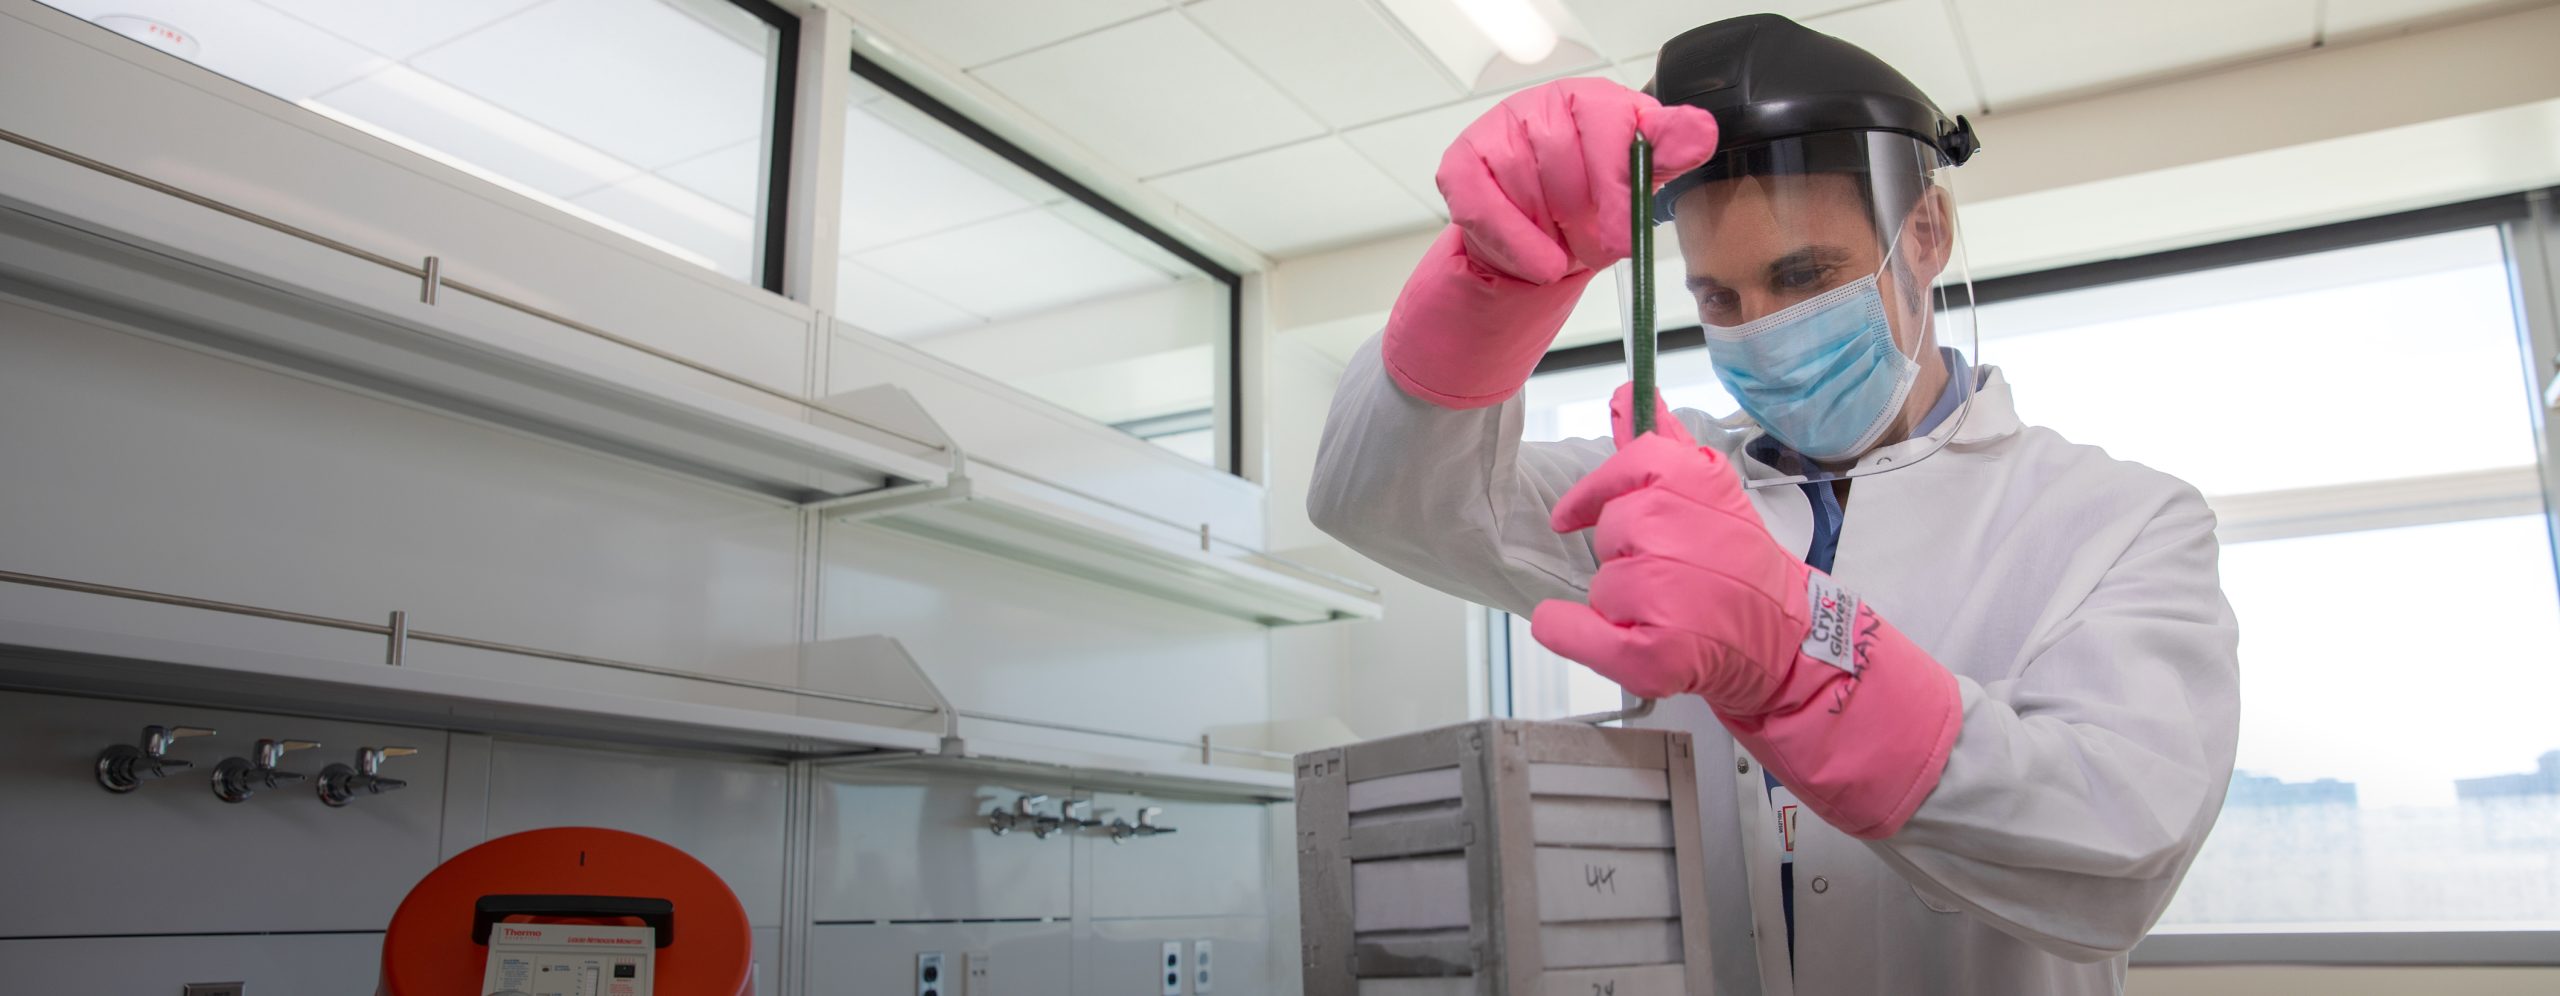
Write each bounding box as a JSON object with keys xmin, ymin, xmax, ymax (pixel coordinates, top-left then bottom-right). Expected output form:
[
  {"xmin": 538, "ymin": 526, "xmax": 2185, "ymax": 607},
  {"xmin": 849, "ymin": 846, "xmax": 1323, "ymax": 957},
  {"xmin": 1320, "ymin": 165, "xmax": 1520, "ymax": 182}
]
[
  {"xmin": 1058, "ymin": 799, "xmax": 1104, "ymax": 832},
  {"xmin": 1106, "ymin": 807, "xmax": 1178, "ymax": 844},
  {"xmin": 212, "ymin": 738, "xmax": 322, "ymax": 803},
  {"xmin": 989, "ymin": 794, "xmax": 1065, "ymax": 838},
  {"xmin": 95, "ymin": 724, "xmax": 216, "ymax": 793},
  {"xmin": 316, "ymin": 746, "xmax": 416, "ymax": 807}
]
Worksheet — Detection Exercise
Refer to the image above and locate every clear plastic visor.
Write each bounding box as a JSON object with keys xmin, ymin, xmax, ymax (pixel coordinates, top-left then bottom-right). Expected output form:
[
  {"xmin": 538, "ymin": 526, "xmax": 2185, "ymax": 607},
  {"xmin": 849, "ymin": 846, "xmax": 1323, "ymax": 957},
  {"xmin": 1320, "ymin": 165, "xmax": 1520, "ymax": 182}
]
[{"xmin": 1623, "ymin": 130, "xmax": 1978, "ymax": 489}]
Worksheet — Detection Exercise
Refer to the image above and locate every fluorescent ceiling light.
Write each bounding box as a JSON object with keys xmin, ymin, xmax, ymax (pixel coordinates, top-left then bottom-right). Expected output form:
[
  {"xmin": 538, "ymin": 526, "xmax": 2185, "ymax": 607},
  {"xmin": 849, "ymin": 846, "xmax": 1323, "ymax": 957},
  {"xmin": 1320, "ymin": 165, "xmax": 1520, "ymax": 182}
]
[
  {"xmin": 1376, "ymin": 0, "xmax": 1597, "ymax": 92},
  {"xmin": 327, "ymin": 65, "xmax": 636, "ymax": 190},
  {"xmin": 1450, "ymin": 0, "xmax": 1558, "ymax": 64},
  {"xmin": 298, "ymin": 71, "xmax": 734, "ymax": 273}
]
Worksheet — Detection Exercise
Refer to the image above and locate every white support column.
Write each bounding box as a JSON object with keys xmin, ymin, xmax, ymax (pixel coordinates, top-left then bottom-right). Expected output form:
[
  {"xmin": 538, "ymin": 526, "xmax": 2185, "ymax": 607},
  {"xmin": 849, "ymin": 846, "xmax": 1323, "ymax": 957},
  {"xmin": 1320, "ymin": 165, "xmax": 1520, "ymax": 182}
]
[
  {"xmin": 1233, "ymin": 272, "xmax": 1270, "ymax": 483},
  {"xmin": 785, "ymin": 3, "xmax": 851, "ymax": 316}
]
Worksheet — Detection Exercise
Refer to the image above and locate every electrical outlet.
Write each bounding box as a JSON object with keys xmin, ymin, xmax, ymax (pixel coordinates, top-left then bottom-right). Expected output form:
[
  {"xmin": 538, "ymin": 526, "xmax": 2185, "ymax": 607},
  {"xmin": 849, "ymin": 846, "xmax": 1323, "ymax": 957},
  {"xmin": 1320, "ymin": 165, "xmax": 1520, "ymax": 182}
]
[
  {"xmin": 917, "ymin": 951, "xmax": 945, "ymax": 996},
  {"xmin": 964, "ymin": 950, "xmax": 992, "ymax": 995},
  {"xmin": 1193, "ymin": 939, "xmax": 1214, "ymax": 993},
  {"xmin": 1159, "ymin": 940, "xmax": 1183, "ymax": 996},
  {"xmin": 182, "ymin": 985, "xmax": 244, "ymax": 996}
]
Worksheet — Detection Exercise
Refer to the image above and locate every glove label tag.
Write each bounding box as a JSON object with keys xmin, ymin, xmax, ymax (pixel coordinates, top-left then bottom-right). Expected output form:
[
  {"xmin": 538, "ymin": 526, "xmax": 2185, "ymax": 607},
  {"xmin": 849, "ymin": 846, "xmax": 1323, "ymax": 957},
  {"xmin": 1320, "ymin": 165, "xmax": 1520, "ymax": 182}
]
[{"xmin": 1802, "ymin": 573, "xmax": 1862, "ymax": 675}]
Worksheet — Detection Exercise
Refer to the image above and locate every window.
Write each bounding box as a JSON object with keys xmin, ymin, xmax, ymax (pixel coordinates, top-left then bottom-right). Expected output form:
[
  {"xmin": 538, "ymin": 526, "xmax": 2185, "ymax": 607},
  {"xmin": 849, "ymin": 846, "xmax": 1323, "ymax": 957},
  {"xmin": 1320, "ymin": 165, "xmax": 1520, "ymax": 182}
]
[
  {"xmin": 41, "ymin": 0, "xmax": 796, "ymax": 289},
  {"xmin": 1501, "ymin": 206, "xmax": 2560, "ymax": 939},
  {"xmin": 834, "ymin": 55, "xmax": 1239, "ymax": 469},
  {"xmin": 1979, "ymin": 225, "xmax": 2559, "ymax": 933}
]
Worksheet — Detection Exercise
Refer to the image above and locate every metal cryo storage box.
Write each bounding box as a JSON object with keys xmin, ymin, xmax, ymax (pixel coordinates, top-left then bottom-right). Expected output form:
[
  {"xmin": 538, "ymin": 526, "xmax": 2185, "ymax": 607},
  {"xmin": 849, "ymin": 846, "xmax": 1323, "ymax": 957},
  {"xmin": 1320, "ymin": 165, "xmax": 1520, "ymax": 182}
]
[{"xmin": 1294, "ymin": 718, "xmax": 1714, "ymax": 995}]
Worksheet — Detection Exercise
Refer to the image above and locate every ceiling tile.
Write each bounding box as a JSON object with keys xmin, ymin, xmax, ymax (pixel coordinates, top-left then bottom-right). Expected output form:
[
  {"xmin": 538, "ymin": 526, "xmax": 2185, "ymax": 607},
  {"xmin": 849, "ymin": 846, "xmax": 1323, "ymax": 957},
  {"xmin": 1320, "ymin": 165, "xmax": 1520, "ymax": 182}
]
[
  {"xmin": 1566, "ymin": 0, "xmax": 1873, "ymax": 62},
  {"xmin": 1611, "ymin": 56, "xmax": 1656, "ymax": 89},
  {"xmin": 254, "ymin": 0, "xmax": 543, "ymax": 59},
  {"xmin": 409, "ymin": 0, "xmax": 769, "ymax": 169},
  {"xmin": 2322, "ymin": 0, "xmax": 2546, "ymax": 41},
  {"xmin": 39, "ymin": 0, "xmax": 387, "ymax": 99},
  {"xmin": 1803, "ymin": 0, "xmax": 1983, "ymax": 115},
  {"xmin": 969, "ymin": 11, "xmax": 1328, "ymax": 178},
  {"xmin": 1184, "ymin": 0, "xmax": 1463, "ymax": 129},
  {"xmin": 838, "ymin": 101, "xmax": 1043, "ymax": 252},
  {"xmin": 1340, "ymin": 95, "xmax": 1503, "ymax": 213},
  {"xmin": 844, "ymin": 0, "xmax": 1165, "ymax": 69},
  {"xmin": 1145, "ymin": 137, "xmax": 1440, "ymax": 256},
  {"xmin": 308, "ymin": 65, "xmax": 636, "ymax": 198},
  {"xmin": 657, "ymin": 138, "xmax": 763, "ymax": 215},
  {"xmin": 853, "ymin": 209, "xmax": 1176, "ymax": 321},
  {"xmin": 1953, "ymin": 0, "xmax": 2317, "ymax": 109},
  {"xmin": 835, "ymin": 258, "xmax": 984, "ymax": 340}
]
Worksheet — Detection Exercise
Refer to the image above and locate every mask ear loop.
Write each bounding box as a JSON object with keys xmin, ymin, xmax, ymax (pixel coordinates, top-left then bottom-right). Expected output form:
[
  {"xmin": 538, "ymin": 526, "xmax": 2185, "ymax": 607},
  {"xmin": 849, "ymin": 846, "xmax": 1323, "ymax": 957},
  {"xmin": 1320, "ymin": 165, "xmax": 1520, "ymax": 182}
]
[{"xmin": 1874, "ymin": 210, "xmax": 1932, "ymax": 372}]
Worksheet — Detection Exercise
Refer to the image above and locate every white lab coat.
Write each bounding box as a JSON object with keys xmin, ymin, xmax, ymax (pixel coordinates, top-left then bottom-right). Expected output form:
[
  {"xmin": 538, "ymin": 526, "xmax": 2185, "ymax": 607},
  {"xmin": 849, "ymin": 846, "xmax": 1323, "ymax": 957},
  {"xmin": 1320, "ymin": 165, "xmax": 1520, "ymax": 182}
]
[{"xmin": 1307, "ymin": 336, "xmax": 2241, "ymax": 996}]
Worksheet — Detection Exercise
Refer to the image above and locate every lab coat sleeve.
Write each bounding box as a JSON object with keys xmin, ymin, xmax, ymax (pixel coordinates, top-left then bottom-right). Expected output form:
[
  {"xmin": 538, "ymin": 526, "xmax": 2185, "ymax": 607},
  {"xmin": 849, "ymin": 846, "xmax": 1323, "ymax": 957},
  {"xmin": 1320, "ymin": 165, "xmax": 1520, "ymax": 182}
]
[
  {"xmin": 1868, "ymin": 484, "xmax": 2241, "ymax": 962},
  {"xmin": 1307, "ymin": 335, "xmax": 1616, "ymax": 616}
]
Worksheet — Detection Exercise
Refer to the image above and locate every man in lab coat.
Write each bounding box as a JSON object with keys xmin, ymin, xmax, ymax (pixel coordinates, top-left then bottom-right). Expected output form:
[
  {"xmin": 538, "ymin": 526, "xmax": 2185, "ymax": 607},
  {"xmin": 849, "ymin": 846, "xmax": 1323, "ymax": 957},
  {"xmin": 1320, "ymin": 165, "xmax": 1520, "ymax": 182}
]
[{"xmin": 1307, "ymin": 14, "xmax": 2240, "ymax": 996}]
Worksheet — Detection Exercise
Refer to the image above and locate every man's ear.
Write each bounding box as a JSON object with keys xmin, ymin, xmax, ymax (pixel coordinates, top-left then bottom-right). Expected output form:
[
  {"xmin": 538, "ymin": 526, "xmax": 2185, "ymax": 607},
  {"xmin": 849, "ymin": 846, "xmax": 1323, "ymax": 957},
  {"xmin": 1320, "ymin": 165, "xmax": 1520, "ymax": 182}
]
[
  {"xmin": 1900, "ymin": 185, "xmax": 1955, "ymax": 285},
  {"xmin": 1904, "ymin": 185, "xmax": 1955, "ymax": 282}
]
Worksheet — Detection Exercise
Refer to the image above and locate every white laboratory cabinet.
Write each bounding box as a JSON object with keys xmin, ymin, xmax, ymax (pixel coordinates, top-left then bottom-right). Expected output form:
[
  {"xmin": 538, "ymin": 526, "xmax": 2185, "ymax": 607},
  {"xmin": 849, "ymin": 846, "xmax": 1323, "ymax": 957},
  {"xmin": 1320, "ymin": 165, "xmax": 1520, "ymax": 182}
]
[{"xmin": 0, "ymin": 3, "xmax": 1325, "ymax": 991}]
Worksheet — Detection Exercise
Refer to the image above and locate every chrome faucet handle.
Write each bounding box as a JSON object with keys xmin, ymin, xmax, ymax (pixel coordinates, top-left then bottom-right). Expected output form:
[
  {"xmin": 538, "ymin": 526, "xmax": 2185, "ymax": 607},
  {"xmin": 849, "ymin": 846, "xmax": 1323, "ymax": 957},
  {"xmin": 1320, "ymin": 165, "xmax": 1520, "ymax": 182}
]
[
  {"xmin": 358, "ymin": 746, "xmax": 417, "ymax": 776},
  {"xmin": 1059, "ymin": 799, "xmax": 1103, "ymax": 830},
  {"xmin": 97, "ymin": 724, "xmax": 216, "ymax": 793},
  {"xmin": 317, "ymin": 745, "xmax": 415, "ymax": 807},
  {"xmin": 149, "ymin": 726, "xmax": 217, "ymax": 756},
  {"xmin": 1110, "ymin": 806, "xmax": 1179, "ymax": 844},
  {"xmin": 1015, "ymin": 794, "xmax": 1067, "ymax": 839},
  {"xmin": 261, "ymin": 739, "xmax": 323, "ymax": 769},
  {"xmin": 212, "ymin": 738, "xmax": 321, "ymax": 803}
]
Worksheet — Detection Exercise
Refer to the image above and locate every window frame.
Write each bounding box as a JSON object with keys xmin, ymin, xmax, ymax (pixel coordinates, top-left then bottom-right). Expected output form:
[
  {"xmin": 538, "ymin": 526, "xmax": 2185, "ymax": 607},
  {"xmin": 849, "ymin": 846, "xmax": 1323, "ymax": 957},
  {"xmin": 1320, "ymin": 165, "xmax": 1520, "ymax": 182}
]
[
  {"xmin": 1492, "ymin": 189, "xmax": 2560, "ymax": 966},
  {"xmin": 725, "ymin": 0, "xmax": 799, "ymax": 295},
  {"xmin": 843, "ymin": 50, "xmax": 1248, "ymax": 475}
]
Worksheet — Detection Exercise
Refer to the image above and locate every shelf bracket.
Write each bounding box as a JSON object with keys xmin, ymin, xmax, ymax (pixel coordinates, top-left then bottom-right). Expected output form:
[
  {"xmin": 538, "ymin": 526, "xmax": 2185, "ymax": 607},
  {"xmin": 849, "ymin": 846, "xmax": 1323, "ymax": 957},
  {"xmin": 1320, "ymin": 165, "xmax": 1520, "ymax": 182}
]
[{"xmin": 805, "ymin": 474, "xmax": 972, "ymax": 520}]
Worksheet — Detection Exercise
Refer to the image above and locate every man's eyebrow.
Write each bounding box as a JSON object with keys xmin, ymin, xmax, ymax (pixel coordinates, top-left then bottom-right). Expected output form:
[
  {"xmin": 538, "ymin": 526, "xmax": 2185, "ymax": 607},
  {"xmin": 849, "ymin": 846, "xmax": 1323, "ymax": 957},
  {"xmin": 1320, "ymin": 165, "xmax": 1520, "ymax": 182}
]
[
  {"xmin": 1765, "ymin": 245, "xmax": 1853, "ymax": 276},
  {"xmin": 1687, "ymin": 246, "xmax": 1859, "ymax": 291}
]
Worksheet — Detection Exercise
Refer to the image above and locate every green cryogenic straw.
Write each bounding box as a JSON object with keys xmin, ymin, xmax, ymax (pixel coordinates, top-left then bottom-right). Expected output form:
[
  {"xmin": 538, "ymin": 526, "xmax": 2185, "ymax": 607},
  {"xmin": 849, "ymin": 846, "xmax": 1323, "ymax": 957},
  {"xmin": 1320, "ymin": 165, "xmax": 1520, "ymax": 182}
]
[{"xmin": 1629, "ymin": 133, "xmax": 1657, "ymax": 437}]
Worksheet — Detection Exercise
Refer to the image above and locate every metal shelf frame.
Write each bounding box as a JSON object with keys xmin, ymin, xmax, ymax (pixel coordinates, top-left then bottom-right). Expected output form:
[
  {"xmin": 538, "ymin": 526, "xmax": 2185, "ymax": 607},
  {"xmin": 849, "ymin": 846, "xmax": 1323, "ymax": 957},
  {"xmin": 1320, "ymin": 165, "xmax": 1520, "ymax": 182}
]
[
  {"xmin": 0, "ymin": 124, "xmax": 1380, "ymax": 628},
  {"xmin": 0, "ymin": 568, "xmax": 1293, "ymax": 797}
]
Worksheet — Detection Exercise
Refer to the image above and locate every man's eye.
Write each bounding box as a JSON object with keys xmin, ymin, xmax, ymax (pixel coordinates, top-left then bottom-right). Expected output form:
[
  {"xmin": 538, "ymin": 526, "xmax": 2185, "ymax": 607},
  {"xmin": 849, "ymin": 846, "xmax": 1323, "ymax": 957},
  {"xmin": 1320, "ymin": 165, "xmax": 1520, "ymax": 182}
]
[
  {"xmin": 1775, "ymin": 266, "xmax": 1833, "ymax": 292},
  {"xmin": 1698, "ymin": 288, "xmax": 1739, "ymax": 317}
]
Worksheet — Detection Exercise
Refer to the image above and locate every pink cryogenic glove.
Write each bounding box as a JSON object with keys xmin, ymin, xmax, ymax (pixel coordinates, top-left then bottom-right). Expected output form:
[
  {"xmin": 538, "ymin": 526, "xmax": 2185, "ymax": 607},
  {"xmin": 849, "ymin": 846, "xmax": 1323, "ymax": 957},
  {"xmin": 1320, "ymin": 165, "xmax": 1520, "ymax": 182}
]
[
  {"xmin": 1530, "ymin": 385, "xmax": 1963, "ymax": 839},
  {"xmin": 1381, "ymin": 79, "xmax": 1719, "ymax": 408}
]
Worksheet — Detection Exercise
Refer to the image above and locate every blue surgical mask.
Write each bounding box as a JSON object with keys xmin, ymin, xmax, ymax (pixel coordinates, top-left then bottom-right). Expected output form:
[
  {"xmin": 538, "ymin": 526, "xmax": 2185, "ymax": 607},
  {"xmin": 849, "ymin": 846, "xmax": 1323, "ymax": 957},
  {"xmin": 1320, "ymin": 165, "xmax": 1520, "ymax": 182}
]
[{"xmin": 1704, "ymin": 273, "xmax": 1918, "ymax": 462}]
